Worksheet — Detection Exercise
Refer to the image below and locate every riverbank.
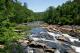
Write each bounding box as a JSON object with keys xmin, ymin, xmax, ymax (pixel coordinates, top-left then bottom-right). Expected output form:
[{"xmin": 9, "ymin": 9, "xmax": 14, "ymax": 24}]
[
  {"xmin": 27, "ymin": 27, "xmax": 80, "ymax": 53},
  {"xmin": 41, "ymin": 24, "xmax": 80, "ymax": 38},
  {"xmin": 1, "ymin": 23, "xmax": 80, "ymax": 53}
]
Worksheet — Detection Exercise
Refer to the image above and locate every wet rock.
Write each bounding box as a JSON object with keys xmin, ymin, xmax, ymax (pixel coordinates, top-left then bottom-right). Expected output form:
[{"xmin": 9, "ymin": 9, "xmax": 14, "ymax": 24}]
[
  {"xmin": 18, "ymin": 39, "xmax": 29, "ymax": 47},
  {"xmin": 69, "ymin": 31, "xmax": 80, "ymax": 38},
  {"xmin": 66, "ymin": 49, "xmax": 76, "ymax": 53},
  {"xmin": 28, "ymin": 41, "xmax": 47, "ymax": 48},
  {"xmin": 73, "ymin": 41, "xmax": 80, "ymax": 47},
  {"xmin": 45, "ymin": 48, "xmax": 55, "ymax": 53},
  {"xmin": 56, "ymin": 36, "xmax": 71, "ymax": 44},
  {"xmin": 57, "ymin": 36, "xmax": 68, "ymax": 42},
  {"xmin": 25, "ymin": 27, "xmax": 80, "ymax": 53},
  {"xmin": 33, "ymin": 48, "xmax": 44, "ymax": 53},
  {"xmin": 24, "ymin": 46, "xmax": 44, "ymax": 53}
]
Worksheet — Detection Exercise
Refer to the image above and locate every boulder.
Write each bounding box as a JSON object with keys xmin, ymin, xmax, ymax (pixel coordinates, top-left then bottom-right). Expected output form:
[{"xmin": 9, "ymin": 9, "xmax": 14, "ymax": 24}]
[
  {"xmin": 56, "ymin": 36, "xmax": 70, "ymax": 42},
  {"xmin": 45, "ymin": 48, "xmax": 55, "ymax": 53},
  {"xmin": 28, "ymin": 41, "xmax": 48, "ymax": 48}
]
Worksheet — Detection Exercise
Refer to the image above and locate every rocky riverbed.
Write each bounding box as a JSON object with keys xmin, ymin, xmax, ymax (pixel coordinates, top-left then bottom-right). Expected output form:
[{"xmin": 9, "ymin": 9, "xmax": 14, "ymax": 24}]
[
  {"xmin": 13, "ymin": 22, "xmax": 80, "ymax": 53},
  {"xmin": 18, "ymin": 26, "xmax": 80, "ymax": 53},
  {"xmin": 41, "ymin": 25, "xmax": 80, "ymax": 38}
]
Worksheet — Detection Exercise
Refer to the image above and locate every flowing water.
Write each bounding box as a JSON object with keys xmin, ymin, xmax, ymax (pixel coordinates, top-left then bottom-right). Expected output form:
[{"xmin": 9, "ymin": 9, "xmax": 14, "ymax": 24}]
[{"xmin": 27, "ymin": 27, "xmax": 80, "ymax": 53}]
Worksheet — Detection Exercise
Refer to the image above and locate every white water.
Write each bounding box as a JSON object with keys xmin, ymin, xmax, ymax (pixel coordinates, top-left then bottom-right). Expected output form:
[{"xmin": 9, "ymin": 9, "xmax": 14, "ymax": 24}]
[
  {"xmin": 54, "ymin": 49, "xmax": 60, "ymax": 53},
  {"xmin": 30, "ymin": 28, "xmax": 80, "ymax": 53},
  {"xmin": 47, "ymin": 33, "xmax": 79, "ymax": 53},
  {"xmin": 48, "ymin": 32, "xmax": 80, "ymax": 42},
  {"xmin": 62, "ymin": 34, "xmax": 80, "ymax": 42},
  {"xmin": 71, "ymin": 45, "xmax": 80, "ymax": 53},
  {"xmin": 30, "ymin": 31, "xmax": 61, "ymax": 43},
  {"xmin": 29, "ymin": 35, "xmax": 58, "ymax": 43},
  {"xmin": 59, "ymin": 34, "xmax": 80, "ymax": 53},
  {"xmin": 27, "ymin": 47, "xmax": 34, "ymax": 53},
  {"xmin": 47, "ymin": 32, "xmax": 62, "ymax": 37}
]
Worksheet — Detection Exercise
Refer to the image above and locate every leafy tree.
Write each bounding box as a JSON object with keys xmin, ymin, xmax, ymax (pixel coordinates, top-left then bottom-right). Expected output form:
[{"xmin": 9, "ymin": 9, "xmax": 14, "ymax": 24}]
[
  {"xmin": 44, "ymin": 6, "xmax": 55, "ymax": 24},
  {"xmin": 43, "ymin": 0, "xmax": 80, "ymax": 25}
]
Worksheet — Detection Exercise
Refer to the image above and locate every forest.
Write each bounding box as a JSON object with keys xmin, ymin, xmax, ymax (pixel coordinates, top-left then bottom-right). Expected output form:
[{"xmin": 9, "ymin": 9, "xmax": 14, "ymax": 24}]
[
  {"xmin": 0, "ymin": 0, "xmax": 80, "ymax": 53},
  {"xmin": 43, "ymin": 0, "xmax": 80, "ymax": 25}
]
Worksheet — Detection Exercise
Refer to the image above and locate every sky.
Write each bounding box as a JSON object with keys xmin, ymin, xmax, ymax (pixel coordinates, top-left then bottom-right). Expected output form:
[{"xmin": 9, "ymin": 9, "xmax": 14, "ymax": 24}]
[{"xmin": 19, "ymin": 0, "xmax": 68, "ymax": 12}]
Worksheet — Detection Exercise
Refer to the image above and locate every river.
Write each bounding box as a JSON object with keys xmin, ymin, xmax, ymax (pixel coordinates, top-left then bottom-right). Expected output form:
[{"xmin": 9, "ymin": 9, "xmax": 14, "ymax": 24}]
[
  {"xmin": 26, "ymin": 27, "xmax": 80, "ymax": 53},
  {"xmin": 25, "ymin": 21, "xmax": 80, "ymax": 53}
]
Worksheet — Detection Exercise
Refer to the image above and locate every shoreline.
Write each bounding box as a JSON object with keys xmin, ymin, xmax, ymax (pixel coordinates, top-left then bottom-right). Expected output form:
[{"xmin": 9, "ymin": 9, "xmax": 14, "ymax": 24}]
[{"xmin": 40, "ymin": 24, "xmax": 80, "ymax": 38}]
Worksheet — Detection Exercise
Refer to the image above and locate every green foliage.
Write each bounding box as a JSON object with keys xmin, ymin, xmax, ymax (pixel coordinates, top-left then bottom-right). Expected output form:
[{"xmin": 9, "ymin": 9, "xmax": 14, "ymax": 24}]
[
  {"xmin": 9, "ymin": 1, "xmax": 35, "ymax": 23},
  {"xmin": 15, "ymin": 24, "xmax": 31, "ymax": 31},
  {"xmin": 0, "ymin": 0, "xmax": 80, "ymax": 52},
  {"xmin": 0, "ymin": 42, "xmax": 24, "ymax": 53},
  {"xmin": 0, "ymin": 27, "xmax": 19, "ymax": 43},
  {"xmin": 43, "ymin": 0, "xmax": 80, "ymax": 25},
  {"xmin": 43, "ymin": 6, "xmax": 55, "ymax": 24},
  {"xmin": 0, "ymin": 0, "xmax": 31, "ymax": 52}
]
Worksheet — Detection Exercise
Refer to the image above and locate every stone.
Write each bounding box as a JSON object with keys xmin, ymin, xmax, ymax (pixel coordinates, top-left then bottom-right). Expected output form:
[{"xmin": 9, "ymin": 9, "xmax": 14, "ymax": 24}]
[
  {"xmin": 45, "ymin": 48, "xmax": 55, "ymax": 53},
  {"xmin": 0, "ymin": 45, "xmax": 5, "ymax": 49},
  {"xmin": 56, "ymin": 36, "xmax": 70, "ymax": 42},
  {"xmin": 28, "ymin": 41, "xmax": 47, "ymax": 48}
]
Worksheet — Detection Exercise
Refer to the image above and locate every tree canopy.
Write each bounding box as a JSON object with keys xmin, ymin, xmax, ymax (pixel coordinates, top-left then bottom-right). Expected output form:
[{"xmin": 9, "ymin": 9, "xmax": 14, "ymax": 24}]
[{"xmin": 43, "ymin": 0, "xmax": 80, "ymax": 25}]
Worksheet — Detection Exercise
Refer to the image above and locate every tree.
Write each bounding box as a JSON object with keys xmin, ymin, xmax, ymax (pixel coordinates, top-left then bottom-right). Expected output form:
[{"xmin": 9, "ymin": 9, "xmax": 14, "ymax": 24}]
[
  {"xmin": 44, "ymin": 6, "xmax": 55, "ymax": 24},
  {"xmin": 43, "ymin": 0, "xmax": 80, "ymax": 25}
]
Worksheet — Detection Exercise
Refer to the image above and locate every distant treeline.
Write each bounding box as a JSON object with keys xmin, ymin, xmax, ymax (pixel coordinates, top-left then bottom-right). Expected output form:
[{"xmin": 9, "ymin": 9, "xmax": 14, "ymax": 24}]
[
  {"xmin": 42, "ymin": 0, "xmax": 80, "ymax": 25},
  {"xmin": 0, "ymin": 0, "xmax": 41, "ymax": 24},
  {"xmin": 1, "ymin": 0, "xmax": 79, "ymax": 25}
]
